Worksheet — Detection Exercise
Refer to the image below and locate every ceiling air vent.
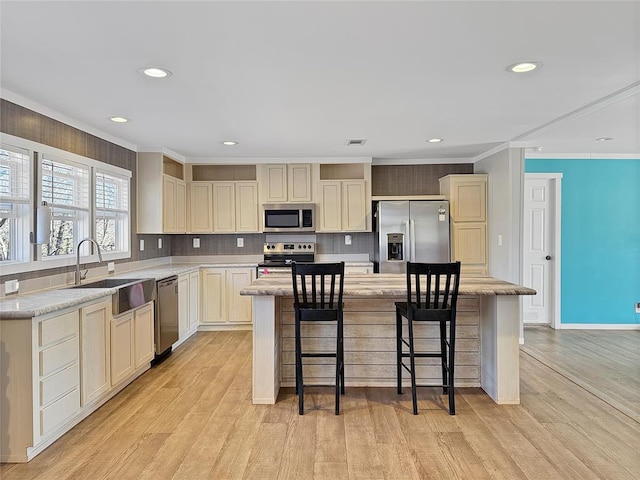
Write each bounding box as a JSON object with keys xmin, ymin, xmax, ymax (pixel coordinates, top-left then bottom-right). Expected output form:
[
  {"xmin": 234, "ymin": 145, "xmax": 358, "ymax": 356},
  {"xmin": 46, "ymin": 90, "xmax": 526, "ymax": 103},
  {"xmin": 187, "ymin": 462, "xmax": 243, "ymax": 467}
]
[{"xmin": 346, "ymin": 139, "xmax": 367, "ymax": 146}]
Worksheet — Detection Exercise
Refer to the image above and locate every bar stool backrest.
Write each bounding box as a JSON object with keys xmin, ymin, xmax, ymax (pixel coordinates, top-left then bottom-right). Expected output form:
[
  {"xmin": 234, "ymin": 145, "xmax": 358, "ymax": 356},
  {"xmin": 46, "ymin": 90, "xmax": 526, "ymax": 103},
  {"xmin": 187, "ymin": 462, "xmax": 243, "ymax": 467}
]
[
  {"xmin": 292, "ymin": 262, "xmax": 345, "ymax": 319},
  {"xmin": 406, "ymin": 262, "xmax": 461, "ymax": 322}
]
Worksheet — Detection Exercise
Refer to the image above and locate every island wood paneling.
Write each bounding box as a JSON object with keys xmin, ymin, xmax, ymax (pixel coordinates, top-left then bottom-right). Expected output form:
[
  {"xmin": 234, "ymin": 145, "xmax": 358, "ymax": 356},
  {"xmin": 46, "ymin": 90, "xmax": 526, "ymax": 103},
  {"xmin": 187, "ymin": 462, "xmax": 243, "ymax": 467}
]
[
  {"xmin": 372, "ymin": 164, "xmax": 473, "ymax": 196},
  {"xmin": 280, "ymin": 296, "xmax": 480, "ymax": 387}
]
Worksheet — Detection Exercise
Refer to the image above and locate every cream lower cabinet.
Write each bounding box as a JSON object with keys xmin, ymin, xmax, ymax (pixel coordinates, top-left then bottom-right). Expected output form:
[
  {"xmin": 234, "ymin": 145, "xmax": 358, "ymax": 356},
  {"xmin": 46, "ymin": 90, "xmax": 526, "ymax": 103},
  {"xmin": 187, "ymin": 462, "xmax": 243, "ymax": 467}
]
[
  {"xmin": 133, "ymin": 303, "xmax": 155, "ymax": 368},
  {"xmin": 110, "ymin": 311, "xmax": 135, "ymax": 385},
  {"xmin": 317, "ymin": 180, "xmax": 366, "ymax": 232},
  {"xmin": 111, "ymin": 302, "xmax": 155, "ymax": 386},
  {"xmin": 80, "ymin": 299, "xmax": 111, "ymax": 406},
  {"xmin": 178, "ymin": 272, "xmax": 200, "ymax": 343},
  {"xmin": 188, "ymin": 270, "xmax": 200, "ymax": 332},
  {"xmin": 201, "ymin": 267, "xmax": 255, "ymax": 326}
]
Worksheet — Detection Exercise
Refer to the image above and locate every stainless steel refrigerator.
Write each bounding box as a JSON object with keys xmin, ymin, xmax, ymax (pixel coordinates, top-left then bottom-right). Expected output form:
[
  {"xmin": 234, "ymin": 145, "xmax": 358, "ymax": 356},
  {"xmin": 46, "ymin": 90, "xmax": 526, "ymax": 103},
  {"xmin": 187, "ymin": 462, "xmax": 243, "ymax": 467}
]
[{"xmin": 375, "ymin": 200, "xmax": 450, "ymax": 273}]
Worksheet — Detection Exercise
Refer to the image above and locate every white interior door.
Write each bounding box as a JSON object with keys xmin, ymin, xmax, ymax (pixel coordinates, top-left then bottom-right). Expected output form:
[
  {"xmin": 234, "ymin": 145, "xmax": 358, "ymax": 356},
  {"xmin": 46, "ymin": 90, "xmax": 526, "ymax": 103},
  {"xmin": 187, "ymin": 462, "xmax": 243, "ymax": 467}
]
[{"xmin": 523, "ymin": 175, "xmax": 559, "ymax": 326}]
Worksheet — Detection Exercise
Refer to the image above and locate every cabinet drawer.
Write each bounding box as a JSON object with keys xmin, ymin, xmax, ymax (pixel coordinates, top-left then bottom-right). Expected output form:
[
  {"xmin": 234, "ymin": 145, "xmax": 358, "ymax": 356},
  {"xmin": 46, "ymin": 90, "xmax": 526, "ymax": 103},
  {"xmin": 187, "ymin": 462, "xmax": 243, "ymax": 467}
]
[
  {"xmin": 40, "ymin": 337, "xmax": 78, "ymax": 376},
  {"xmin": 40, "ymin": 363, "xmax": 79, "ymax": 407},
  {"xmin": 40, "ymin": 388, "xmax": 80, "ymax": 436},
  {"xmin": 39, "ymin": 311, "xmax": 78, "ymax": 347}
]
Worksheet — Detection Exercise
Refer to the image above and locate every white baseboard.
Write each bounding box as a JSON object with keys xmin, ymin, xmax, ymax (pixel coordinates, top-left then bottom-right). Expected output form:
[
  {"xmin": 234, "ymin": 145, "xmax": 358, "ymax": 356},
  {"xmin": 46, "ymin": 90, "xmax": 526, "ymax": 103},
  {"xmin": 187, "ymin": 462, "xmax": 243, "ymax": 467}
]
[{"xmin": 559, "ymin": 323, "xmax": 640, "ymax": 330}]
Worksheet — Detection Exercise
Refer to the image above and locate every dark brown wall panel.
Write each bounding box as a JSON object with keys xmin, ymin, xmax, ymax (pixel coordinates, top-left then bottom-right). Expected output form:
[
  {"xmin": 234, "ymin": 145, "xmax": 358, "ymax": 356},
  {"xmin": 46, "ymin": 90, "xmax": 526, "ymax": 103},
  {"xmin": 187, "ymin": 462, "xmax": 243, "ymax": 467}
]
[{"xmin": 372, "ymin": 163, "xmax": 473, "ymax": 196}]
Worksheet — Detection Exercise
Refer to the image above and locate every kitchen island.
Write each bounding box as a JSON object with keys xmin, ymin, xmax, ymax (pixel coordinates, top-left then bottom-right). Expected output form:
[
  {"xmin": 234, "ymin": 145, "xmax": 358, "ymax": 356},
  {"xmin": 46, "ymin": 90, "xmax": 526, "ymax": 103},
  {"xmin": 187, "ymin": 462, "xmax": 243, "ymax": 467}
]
[{"xmin": 240, "ymin": 273, "xmax": 535, "ymax": 405}]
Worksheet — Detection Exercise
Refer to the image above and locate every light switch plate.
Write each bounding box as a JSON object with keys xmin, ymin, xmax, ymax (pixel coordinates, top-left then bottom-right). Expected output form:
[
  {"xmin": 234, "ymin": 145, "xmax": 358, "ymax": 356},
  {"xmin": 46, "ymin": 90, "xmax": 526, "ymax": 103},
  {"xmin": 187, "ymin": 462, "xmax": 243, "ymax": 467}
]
[
  {"xmin": 237, "ymin": 237, "xmax": 244, "ymax": 248},
  {"xmin": 158, "ymin": 238, "xmax": 163, "ymax": 249},
  {"xmin": 139, "ymin": 239, "xmax": 145, "ymax": 251},
  {"xmin": 107, "ymin": 262, "xmax": 115, "ymax": 273},
  {"xmin": 193, "ymin": 238, "xmax": 200, "ymax": 248},
  {"xmin": 635, "ymin": 302, "xmax": 640, "ymax": 314},
  {"xmin": 345, "ymin": 234, "xmax": 352, "ymax": 245}
]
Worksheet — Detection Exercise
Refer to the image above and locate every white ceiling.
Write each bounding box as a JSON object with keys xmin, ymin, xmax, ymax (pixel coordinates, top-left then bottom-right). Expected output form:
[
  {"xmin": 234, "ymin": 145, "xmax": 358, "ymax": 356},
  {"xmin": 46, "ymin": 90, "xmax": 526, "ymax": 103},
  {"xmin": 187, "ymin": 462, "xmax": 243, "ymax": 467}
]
[{"xmin": 1, "ymin": 1, "xmax": 639, "ymax": 162}]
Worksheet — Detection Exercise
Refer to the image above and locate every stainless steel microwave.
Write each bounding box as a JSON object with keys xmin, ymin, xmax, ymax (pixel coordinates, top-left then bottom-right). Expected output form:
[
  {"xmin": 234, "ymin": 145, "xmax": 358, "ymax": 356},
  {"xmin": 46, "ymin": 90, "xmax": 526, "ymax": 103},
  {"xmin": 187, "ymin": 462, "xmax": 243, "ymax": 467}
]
[{"xmin": 263, "ymin": 203, "xmax": 315, "ymax": 232}]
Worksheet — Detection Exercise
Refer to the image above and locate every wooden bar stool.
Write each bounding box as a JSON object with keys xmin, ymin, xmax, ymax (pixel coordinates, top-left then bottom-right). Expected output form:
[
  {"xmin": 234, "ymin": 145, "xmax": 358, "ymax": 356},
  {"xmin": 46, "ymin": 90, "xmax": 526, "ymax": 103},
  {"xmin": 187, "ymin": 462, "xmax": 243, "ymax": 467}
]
[
  {"xmin": 396, "ymin": 261, "xmax": 461, "ymax": 415},
  {"xmin": 292, "ymin": 262, "xmax": 345, "ymax": 415}
]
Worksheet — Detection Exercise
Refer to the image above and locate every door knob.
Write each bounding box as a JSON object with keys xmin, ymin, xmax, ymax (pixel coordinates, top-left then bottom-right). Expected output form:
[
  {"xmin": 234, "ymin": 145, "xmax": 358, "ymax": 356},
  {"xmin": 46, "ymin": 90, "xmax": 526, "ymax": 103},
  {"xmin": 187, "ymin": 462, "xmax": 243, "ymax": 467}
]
[{"xmin": 545, "ymin": 255, "xmax": 552, "ymax": 260}]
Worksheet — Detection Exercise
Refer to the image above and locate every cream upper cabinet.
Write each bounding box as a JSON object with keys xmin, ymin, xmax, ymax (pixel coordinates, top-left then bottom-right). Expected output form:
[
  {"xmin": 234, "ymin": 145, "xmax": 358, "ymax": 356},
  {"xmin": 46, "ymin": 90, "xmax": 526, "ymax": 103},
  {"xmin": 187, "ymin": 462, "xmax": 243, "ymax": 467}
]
[
  {"xmin": 439, "ymin": 174, "xmax": 487, "ymax": 223},
  {"xmin": 189, "ymin": 182, "xmax": 213, "ymax": 233},
  {"xmin": 288, "ymin": 164, "xmax": 312, "ymax": 202},
  {"xmin": 261, "ymin": 163, "xmax": 312, "ymax": 203},
  {"xmin": 317, "ymin": 181, "xmax": 342, "ymax": 232},
  {"xmin": 317, "ymin": 179, "xmax": 367, "ymax": 232},
  {"xmin": 162, "ymin": 175, "xmax": 186, "ymax": 233},
  {"xmin": 212, "ymin": 182, "xmax": 236, "ymax": 233},
  {"xmin": 314, "ymin": 163, "xmax": 371, "ymax": 232},
  {"xmin": 138, "ymin": 153, "xmax": 186, "ymax": 234},
  {"xmin": 79, "ymin": 299, "xmax": 111, "ymax": 406},
  {"xmin": 235, "ymin": 182, "xmax": 259, "ymax": 232},
  {"xmin": 201, "ymin": 267, "xmax": 255, "ymax": 326},
  {"xmin": 440, "ymin": 174, "xmax": 488, "ymax": 274},
  {"xmin": 342, "ymin": 180, "xmax": 366, "ymax": 231}
]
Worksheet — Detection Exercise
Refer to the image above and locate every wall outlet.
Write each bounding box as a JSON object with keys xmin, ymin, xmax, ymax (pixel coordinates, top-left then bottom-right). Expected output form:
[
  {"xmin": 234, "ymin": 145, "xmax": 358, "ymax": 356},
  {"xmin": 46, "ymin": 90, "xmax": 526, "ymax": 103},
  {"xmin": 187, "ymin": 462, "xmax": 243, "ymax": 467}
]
[
  {"xmin": 237, "ymin": 237, "xmax": 244, "ymax": 248},
  {"xmin": 139, "ymin": 239, "xmax": 145, "ymax": 251},
  {"xmin": 193, "ymin": 238, "xmax": 200, "ymax": 248},
  {"xmin": 497, "ymin": 234, "xmax": 503, "ymax": 247},
  {"xmin": 345, "ymin": 234, "xmax": 352, "ymax": 245},
  {"xmin": 4, "ymin": 279, "xmax": 19, "ymax": 295},
  {"xmin": 158, "ymin": 238, "xmax": 163, "ymax": 249},
  {"xmin": 107, "ymin": 262, "xmax": 115, "ymax": 273},
  {"xmin": 635, "ymin": 302, "xmax": 640, "ymax": 314}
]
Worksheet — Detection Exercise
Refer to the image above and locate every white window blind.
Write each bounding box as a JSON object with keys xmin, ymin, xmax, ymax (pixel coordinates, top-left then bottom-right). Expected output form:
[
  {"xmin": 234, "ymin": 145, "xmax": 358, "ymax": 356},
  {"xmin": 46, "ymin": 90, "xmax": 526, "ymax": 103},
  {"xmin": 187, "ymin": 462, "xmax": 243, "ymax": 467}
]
[
  {"xmin": 41, "ymin": 156, "xmax": 90, "ymax": 209},
  {"xmin": 0, "ymin": 144, "xmax": 31, "ymax": 204},
  {"xmin": 95, "ymin": 170, "xmax": 129, "ymax": 253}
]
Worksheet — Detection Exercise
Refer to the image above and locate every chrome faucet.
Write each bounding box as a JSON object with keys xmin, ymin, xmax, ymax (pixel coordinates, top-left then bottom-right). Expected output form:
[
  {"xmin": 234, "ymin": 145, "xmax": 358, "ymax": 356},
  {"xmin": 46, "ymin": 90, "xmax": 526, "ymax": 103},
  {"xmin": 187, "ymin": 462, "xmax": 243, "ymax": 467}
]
[{"xmin": 75, "ymin": 238, "xmax": 104, "ymax": 285}]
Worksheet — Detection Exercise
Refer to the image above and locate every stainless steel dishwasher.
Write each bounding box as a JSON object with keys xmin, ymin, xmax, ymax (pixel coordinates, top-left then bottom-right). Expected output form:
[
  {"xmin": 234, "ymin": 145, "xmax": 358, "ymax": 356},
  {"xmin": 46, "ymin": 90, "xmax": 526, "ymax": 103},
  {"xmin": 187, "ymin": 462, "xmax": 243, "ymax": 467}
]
[{"xmin": 155, "ymin": 275, "xmax": 179, "ymax": 361}]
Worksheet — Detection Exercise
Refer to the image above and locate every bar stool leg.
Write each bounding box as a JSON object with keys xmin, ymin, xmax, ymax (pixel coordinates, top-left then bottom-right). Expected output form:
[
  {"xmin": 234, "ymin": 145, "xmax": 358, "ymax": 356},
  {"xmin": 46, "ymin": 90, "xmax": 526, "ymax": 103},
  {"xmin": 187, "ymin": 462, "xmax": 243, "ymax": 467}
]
[
  {"xmin": 396, "ymin": 310, "xmax": 403, "ymax": 394},
  {"xmin": 295, "ymin": 317, "xmax": 304, "ymax": 415},
  {"xmin": 440, "ymin": 321, "xmax": 448, "ymax": 395},
  {"xmin": 449, "ymin": 322, "xmax": 456, "ymax": 415},
  {"xmin": 339, "ymin": 316, "xmax": 345, "ymax": 395},
  {"xmin": 408, "ymin": 317, "xmax": 418, "ymax": 415}
]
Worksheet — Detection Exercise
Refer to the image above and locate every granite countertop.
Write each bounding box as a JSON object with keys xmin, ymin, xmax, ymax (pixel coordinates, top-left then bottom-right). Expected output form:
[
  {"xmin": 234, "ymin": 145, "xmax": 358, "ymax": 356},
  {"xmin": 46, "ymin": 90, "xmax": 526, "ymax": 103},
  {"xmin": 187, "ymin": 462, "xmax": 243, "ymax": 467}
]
[
  {"xmin": 0, "ymin": 262, "xmax": 254, "ymax": 319},
  {"xmin": 240, "ymin": 273, "xmax": 537, "ymax": 297}
]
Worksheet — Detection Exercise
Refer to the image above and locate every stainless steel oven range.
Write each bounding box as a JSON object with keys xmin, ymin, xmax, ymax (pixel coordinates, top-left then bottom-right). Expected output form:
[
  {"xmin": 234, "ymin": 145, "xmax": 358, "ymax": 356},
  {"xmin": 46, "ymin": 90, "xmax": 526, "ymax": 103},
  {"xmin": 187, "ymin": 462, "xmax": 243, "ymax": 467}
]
[{"xmin": 257, "ymin": 242, "xmax": 315, "ymax": 277}]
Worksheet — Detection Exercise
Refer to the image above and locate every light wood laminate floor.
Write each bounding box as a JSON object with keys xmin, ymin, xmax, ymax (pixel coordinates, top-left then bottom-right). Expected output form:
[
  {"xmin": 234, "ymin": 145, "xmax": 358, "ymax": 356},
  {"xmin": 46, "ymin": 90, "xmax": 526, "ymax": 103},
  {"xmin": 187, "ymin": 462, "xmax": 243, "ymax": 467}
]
[
  {"xmin": 2, "ymin": 330, "xmax": 639, "ymax": 480},
  {"xmin": 522, "ymin": 326, "xmax": 640, "ymax": 422}
]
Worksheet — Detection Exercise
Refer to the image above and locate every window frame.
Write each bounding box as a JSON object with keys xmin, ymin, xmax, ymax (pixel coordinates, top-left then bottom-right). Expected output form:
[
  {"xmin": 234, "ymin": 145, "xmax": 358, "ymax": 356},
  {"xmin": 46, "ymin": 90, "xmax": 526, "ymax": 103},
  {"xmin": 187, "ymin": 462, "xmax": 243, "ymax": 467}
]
[
  {"xmin": 0, "ymin": 133, "xmax": 132, "ymax": 275},
  {"xmin": 0, "ymin": 141, "xmax": 32, "ymax": 267}
]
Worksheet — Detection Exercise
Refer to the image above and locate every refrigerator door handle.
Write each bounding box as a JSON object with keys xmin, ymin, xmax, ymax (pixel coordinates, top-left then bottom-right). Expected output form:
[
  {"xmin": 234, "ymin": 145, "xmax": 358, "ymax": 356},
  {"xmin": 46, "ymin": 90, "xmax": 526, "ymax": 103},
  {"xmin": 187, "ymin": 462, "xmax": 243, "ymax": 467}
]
[
  {"xmin": 404, "ymin": 219, "xmax": 411, "ymax": 262},
  {"xmin": 410, "ymin": 219, "xmax": 416, "ymax": 262}
]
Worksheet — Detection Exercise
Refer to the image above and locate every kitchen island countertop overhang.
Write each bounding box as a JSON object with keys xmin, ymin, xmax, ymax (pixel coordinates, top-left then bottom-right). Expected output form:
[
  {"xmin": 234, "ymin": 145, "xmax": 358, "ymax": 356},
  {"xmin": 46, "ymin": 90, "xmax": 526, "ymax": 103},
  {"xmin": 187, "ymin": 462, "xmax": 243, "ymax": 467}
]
[{"xmin": 241, "ymin": 273, "xmax": 536, "ymax": 406}]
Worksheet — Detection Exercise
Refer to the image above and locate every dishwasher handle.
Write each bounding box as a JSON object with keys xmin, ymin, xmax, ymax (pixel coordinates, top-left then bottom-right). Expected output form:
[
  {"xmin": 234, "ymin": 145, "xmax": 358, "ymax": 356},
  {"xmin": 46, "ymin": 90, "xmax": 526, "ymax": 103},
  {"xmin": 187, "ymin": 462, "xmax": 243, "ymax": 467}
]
[{"xmin": 157, "ymin": 276, "xmax": 178, "ymax": 289}]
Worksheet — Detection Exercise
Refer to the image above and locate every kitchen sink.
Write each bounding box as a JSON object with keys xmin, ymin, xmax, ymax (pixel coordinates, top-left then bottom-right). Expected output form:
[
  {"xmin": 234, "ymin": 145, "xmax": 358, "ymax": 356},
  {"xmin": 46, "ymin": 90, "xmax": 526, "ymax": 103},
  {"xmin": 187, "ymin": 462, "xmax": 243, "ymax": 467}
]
[{"xmin": 70, "ymin": 277, "xmax": 156, "ymax": 315}]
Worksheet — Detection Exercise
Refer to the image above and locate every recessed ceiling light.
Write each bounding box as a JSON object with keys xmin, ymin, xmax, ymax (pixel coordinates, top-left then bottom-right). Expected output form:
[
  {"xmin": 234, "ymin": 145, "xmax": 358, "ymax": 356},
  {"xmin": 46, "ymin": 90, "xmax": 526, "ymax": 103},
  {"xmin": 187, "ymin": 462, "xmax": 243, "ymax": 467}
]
[
  {"xmin": 140, "ymin": 67, "xmax": 172, "ymax": 78},
  {"xmin": 347, "ymin": 139, "xmax": 367, "ymax": 146},
  {"xmin": 109, "ymin": 116, "xmax": 130, "ymax": 123},
  {"xmin": 595, "ymin": 137, "xmax": 614, "ymax": 142},
  {"xmin": 222, "ymin": 141, "xmax": 238, "ymax": 146},
  {"xmin": 427, "ymin": 138, "xmax": 443, "ymax": 143},
  {"xmin": 507, "ymin": 62, "xmax": 542, "ymax": 73}
]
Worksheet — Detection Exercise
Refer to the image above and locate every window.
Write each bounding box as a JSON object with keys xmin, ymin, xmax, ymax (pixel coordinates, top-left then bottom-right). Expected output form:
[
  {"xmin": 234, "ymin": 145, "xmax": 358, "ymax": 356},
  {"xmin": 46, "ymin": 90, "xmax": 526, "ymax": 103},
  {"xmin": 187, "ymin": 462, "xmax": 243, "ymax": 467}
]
[
  {"xmin": 95, "ymin": 170, "xmax": 129, "ymax": 254},
  {"xmin": 0, "ymin": 144, "xmax": 31, "ymax": 263},
  {"xmin": 40, "ymin": 155, "xmax": 90, "ymax": 258}
]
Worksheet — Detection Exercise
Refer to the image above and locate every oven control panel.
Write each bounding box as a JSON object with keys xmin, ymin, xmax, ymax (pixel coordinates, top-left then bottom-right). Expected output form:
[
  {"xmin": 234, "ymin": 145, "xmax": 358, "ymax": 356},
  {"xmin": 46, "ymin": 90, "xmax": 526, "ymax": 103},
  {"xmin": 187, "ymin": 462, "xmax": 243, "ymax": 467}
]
[{"xmin": 263, "ymin": 242, "xmax": 315, "ymax": 254}]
